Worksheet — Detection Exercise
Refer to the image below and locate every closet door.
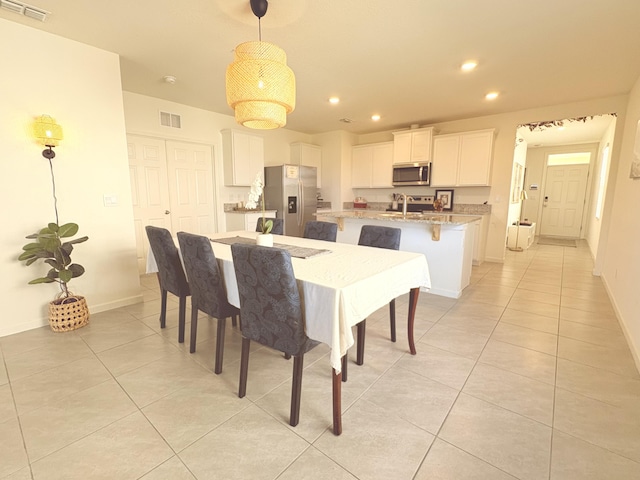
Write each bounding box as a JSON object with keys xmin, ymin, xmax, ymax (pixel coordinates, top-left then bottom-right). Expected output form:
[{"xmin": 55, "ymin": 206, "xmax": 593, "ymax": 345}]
[
  {"xmin": 127, "ymin": 135, "xmax": 172, "ymax": 274},
  {"xmin": 127, "ymin": 135, "xmax": 217, "ymax": 274}
]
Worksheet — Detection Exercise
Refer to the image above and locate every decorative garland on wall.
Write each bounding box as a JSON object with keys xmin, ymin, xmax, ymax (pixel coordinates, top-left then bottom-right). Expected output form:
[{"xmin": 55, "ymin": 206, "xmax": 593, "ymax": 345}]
[{"xmin": 519, "ymin": 113, "xmax": 617, "ymax": 132}]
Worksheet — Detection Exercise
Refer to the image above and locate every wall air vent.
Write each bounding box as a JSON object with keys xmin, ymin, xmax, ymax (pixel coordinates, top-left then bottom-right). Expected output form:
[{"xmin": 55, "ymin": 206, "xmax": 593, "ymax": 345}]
[
  {"xmin": 0, "ymin": 0, "xmax": 48, "ymax": 21},
  {"xmin": 160, "ymin": 111, "xmax": 182, "ymax": 129}
]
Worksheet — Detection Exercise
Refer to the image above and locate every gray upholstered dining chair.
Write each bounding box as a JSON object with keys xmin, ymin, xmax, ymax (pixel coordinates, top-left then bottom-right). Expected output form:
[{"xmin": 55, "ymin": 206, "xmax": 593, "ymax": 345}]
[
  {"xmin": 231, "ymin": 243, "xmax": 318, "ymax": 427},
  {"xmin": 145, "ymin": 226, "xmax": 190, "ymax": 344},
  {"xmin": 303, "ymin": 221, "xmax": 338, "ymax": 242},
  {"xmin": 255, "ymin": 217, "xmax": 284, "ymax": 234},
  {"xmin": 177, "ymin": 232, "xmax": 240, "ymax": 374},
  {"xmin": 355, "ymin": 225, "xmax": 402, "ymax": 365}
]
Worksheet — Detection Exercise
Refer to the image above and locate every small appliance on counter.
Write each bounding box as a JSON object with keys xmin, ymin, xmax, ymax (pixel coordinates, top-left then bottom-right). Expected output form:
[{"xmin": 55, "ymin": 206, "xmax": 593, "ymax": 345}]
[{"xmin": 354, "ymin": 197, "xmax": 368, "ymax": 209}]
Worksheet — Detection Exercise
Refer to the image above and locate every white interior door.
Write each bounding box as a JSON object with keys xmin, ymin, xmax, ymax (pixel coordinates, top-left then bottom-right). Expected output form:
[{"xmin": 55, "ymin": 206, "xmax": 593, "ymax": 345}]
[
  {"xmin": 128, "ymin": 136, "xmax": 217, "ymax": 274},
  {"xmin": 127, "ymin": 135, "xmax": 172, "ymax": 273},
  {"xmin": 540, "ymin": 164, "xmax": 589, "ymax": 238},
  {"xmin": 166, "ymin": 141, "xmax": 216, "ymax": 234}
]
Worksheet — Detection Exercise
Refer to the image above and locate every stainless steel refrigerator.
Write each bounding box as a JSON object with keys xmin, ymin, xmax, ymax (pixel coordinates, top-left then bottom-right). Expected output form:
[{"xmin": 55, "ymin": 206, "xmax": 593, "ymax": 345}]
[{"xmin": 263, "ymin": 165, "xmax": 317, "ymax": 237}]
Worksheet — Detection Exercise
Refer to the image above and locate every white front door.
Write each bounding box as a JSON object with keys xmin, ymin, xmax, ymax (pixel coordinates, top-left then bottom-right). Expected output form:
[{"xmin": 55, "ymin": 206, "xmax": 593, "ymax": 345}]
[
  {"xmin": 540, "ymin": 164, "xmax": 589, "ymax": 238},
  {"xmin": 165, "ymin": 140, "xmax": 216, "ymax": 234},
  {"xmin": 127, "ymin": 135, "xmax": 172, "ymax": 273}
]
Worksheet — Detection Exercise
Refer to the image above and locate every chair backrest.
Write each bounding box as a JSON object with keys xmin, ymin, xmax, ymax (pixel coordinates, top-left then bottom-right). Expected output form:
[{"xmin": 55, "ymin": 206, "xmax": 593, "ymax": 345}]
[
  {"xmin": 177, "ymin": 232, "xmax": 236, "ymax": 318},
  {"xmin": 303, "ymin": 221, "xmax": 338, "ymax": 242},
  {"xmin": 358, "ymin": 225, "xmax": 401, "ymax": 250},
  {"xmin": 231, "ymin": 243, "xmax": 311, "ymax": 356},
  {"xmin": 255, "ymin": 217, "xmax": 284, "ymax": 235},
  {"xmin": 145, "ymin": 226, "xmax": 189, "ymax": 296}
]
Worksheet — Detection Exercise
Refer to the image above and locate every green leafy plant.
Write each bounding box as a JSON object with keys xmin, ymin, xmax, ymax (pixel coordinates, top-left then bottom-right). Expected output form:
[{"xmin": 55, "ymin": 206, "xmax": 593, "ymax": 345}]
[{"xmin": 19, "ymin": 222, "xmax": 88, "ymax": 299}]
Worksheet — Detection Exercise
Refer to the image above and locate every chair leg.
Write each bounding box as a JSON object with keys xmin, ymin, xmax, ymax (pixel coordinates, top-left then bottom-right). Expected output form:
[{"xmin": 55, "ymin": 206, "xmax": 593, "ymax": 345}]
[
  {"xmin": 389, "ymin": 299, "xmax": 396, "ymax": 343},
  {"xmin": 341, "ymin": 352, "xmax": 348, "ymax": 382},
  {"xmin": 290, "ymin": 355, "xmax": 304, "ymax": 427},
  {"xmin": 284, "ymin": 353, "xmax": 291, "ymax": 360},
  {"xmin": 214, "ymin": 317, "xmax": 226, "ymax": 374},
  {"xmin": 231, "ymin": 315, "xmax": 237, "ymax": 328},
  {"xmin": 159, "ymin": 289, "xmax": 168, "ymax": 329},
  {"xmin": 238, "ymin": 337, "xmax": 251, "ymax": 398},
  {"xmin": 178, "ymin": 295, "xmax": 187, "ymax": 343},
  {"xmin": 356, "ymin": 319, "xmax": 366, "ymax": 365},
  {"xmin": 189, "ymin": 301, "xmax": 198, "ymax": 353}
]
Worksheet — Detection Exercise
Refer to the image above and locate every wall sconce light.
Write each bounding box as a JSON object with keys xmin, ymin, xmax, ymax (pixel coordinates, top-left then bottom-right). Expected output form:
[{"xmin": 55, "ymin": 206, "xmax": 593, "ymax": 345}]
[
  {"xmin": 225, "ymin": 0, "xmax": 296, "ymax": 129},
  {"xmin": 33, "ymin": 114, "xmax": 64, "ymax": 159}
]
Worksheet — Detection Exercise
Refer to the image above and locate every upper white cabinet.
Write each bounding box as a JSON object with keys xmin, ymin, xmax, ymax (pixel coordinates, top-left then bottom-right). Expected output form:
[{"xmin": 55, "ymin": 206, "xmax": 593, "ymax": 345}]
[
  {"xmin": 290, "ymin": 142, "xmax": 322, "ymax": 188},
  {"xmin": 431, "ymin": 129, "xmax": 494, "ymax": 187},
  {"xmin": 392, "ymin": 127, "xmax": 434, "ymax": 164},
  {"xmin": 221, "ymin": 129, "xmax": 264, "ymax": 186},
  {"xmin": 351, "ymin": 142, "xmax": 393, "ymax": 188}
]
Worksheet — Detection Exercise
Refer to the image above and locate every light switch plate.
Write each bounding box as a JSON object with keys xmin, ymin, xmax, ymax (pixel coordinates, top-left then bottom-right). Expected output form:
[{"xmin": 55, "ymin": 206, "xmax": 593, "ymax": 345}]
[{"xmin": 103, "ymin": 194, "xmax": 118, "ymax": 207}]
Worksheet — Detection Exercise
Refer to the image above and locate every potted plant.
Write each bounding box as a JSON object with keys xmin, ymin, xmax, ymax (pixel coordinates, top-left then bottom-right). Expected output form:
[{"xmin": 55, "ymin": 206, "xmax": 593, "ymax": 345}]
[{"xmin": 19, "ymin": 222, "xmax": 90, "ymax": 331}]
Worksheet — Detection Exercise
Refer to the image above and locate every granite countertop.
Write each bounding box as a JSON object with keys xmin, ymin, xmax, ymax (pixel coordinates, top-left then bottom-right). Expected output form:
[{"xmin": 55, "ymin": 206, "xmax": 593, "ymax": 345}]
[{"xmin": 316, "ymin": 210, "xmax": 481, "ymax": 225}]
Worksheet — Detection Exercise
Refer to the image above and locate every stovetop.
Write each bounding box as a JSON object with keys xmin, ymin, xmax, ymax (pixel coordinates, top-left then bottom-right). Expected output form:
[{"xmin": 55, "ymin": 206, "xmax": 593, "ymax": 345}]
[{"xmin": 387, "ymin": 195, "xmax": 435, "ymax": 213}]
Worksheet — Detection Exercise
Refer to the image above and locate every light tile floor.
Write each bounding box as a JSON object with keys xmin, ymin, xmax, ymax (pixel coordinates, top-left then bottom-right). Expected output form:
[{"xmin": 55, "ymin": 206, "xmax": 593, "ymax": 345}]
[{"xmin": 2, "ymin": 240, "xmax": 640, "ymax": 479}]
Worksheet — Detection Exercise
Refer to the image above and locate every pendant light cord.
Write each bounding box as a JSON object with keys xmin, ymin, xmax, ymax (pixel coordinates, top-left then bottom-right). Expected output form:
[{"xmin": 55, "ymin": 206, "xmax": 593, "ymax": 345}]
[
  {"xmin": 258, "ymin": 16, "xmax": 262, "ymax": 41},
  {"xmin": 48, "ymin": 157, "xmax": 60, "ymax": 226}
]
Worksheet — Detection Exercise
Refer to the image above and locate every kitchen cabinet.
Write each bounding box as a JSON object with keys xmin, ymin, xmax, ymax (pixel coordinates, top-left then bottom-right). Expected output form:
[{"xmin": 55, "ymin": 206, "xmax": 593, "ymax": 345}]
[
  {"xmin": 225, "ymin": 210, "xmax": 277, "ymax": 232},
  {"xmin": 431, "ymin": 129, "xmax": 494, "ymax": 187},
  {"xmin": 392, "ymin": 127, "xmax": 433, "ymax": 164},
  {"xmin": 351, "ymin": 142, "xmax": 393, "ymax": 188},
  {"xmin": 221, "ymin": 129, "xmax": 264, "ymax": 186},
  {"xmin": 290, "ymin": 142, "xmax": 322, "ymax": 188}
]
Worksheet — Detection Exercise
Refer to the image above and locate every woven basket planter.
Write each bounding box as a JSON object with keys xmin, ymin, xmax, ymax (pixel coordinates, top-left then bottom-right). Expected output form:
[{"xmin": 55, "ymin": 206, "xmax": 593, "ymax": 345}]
[{"xmin": 48, "ymin": 295, "xmax": 90, "ymax": 332}]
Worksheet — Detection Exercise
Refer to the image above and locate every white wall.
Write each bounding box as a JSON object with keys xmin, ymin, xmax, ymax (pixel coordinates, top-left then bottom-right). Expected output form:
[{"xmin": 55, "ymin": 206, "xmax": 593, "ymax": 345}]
[
  {"xmin": 601, "ymin": 74, "xmax": 640, "ymax": 368},
  {"xmin": 0, "ymin": 19, "xmax": 141, "ymax": 336},
  {"xmin": 122, "ymin": 92, "xmax": 312, "ymax": 231}
]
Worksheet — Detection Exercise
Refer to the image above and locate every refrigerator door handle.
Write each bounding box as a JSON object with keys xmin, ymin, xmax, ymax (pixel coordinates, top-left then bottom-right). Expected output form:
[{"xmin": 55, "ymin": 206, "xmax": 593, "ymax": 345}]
[{"xmin": 297, "ymin": 180, "xmax": 303, "ymax": 226}]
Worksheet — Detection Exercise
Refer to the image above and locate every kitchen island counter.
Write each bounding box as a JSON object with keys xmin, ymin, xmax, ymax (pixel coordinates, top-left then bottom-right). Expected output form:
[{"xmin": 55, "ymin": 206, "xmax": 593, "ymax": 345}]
[
  {"xmin": 317, "ymin": 210, "xmax": 481, "ymax": 225},
  {"xmin": 317, "ymin": 210, "xmax": 479, "ymax": 298}
]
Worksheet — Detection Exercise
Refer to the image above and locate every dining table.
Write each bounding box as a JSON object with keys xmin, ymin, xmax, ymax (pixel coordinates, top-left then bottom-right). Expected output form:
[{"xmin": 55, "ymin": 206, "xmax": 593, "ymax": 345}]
[{"xmin": 147, "ymin": 230, "xmax": 431, "ymax": 435}]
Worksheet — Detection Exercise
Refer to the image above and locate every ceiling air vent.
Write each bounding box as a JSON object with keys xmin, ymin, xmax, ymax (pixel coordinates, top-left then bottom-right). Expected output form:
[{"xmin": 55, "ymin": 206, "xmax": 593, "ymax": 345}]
[
  {"xmin": 160, "ymin": 111, "xmax": 182, "ymax": 129},
  {"xmin": 0, "ymin": 0, "xmax": 48, "ymax": 21}
]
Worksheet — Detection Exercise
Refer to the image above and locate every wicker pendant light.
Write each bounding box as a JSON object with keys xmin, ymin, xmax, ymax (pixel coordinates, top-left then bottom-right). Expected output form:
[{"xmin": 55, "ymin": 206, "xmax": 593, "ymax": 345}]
[{"xmin": 226, "ymin": 0, "xmax": 295, "ymax": 129}]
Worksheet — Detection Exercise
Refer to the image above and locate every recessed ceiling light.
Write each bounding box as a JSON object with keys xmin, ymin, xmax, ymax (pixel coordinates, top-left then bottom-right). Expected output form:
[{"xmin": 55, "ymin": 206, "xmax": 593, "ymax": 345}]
[
  {"xmin": 339, "ymin": 118, "xmax": 353, "ymax": 123},
  {"xmin": 163, "ymin": 75, "xmax": 177, "ymax": 84},
  {"xmin": 329, "ymin": 97, "xmax": 340, "ymax": 104},
  {"xmin": 461, "ymin": 61, "xmax": 477, "ymax": 72},
  {"xmin": 558, "ymin": 126, "xmax": 566, "ymax": 131},
  {"xmin": 485, "ymin": 91, "xmax": 499, "ymax": 100},
  {"xmin": 371, "ymin": 114, "xmax": 381, "ymax": 121}
]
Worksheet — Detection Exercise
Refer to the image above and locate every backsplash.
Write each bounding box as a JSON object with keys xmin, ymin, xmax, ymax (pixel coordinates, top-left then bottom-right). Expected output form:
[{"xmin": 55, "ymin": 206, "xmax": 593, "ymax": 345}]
[{"xmin": 342, "ymin": 202, "xmax": 492, "ymax": 214}]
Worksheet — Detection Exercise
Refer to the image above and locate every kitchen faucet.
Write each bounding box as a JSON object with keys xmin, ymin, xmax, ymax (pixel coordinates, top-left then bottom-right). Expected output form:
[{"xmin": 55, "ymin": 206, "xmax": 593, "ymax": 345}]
[{"xmin": 400, "ymin": 193, "xmax": 414, "ymax": 216}]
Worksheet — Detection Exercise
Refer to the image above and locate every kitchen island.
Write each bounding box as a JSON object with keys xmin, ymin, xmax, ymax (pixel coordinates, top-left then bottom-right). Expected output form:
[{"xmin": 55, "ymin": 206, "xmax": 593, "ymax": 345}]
[{"xmin": 316, "ymin": 210, "xmax": 481, "ymax": 298}]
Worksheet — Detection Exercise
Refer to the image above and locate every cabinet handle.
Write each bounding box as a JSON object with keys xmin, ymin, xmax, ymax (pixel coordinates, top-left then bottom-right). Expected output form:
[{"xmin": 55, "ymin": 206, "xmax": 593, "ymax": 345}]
[{"xmin": 165, "ymin": 210, "xmax": 171, "ymax": 215}]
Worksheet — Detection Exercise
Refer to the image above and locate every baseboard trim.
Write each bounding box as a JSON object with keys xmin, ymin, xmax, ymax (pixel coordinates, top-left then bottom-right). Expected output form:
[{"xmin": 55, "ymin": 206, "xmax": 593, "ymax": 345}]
[
  {"xmin": 0, "ymin": 294, "xmax": 144, "ymax": 338},
  {"xmin": 601, "ymin": 273, "xmax": 640, "ymax": 375}
]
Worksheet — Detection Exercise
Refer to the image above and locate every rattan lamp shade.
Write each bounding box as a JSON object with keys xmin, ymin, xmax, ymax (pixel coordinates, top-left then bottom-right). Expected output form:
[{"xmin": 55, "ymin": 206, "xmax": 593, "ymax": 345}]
[
  {"xmin": 226, "ymin": 41, "xmax": 295, "ymax": 129},
  {"xmin": 33, "ymin": 115, "xmax": 63, "ymax": 147}
]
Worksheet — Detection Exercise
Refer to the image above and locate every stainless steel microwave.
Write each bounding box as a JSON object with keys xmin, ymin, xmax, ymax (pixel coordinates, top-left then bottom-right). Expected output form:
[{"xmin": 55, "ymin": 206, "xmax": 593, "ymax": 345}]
[{"xmin": 392, "ymin": 162, "xmax": 431, "ymax": 186}]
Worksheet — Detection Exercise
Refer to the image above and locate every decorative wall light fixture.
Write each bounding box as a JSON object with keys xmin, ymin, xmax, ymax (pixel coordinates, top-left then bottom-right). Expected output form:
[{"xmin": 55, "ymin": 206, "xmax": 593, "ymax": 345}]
[
  {"xmin": 225, "ymin": 0, "xmax": 295, "ymax": 129},
  {"xmin": 33, "ymin": 114, "xmax": 63, "ymax": 159}
]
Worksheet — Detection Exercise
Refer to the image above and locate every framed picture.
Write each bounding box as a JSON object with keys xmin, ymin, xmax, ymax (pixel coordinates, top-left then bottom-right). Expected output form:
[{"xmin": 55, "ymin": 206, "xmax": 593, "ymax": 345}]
[
  {"xmin": 630, "ymin": 120, "xmax": 640, "ymax": 179},
  {"xmin": 511, "ymin": 163, "xmax": 525, "ymax": 203},
  {"xmin": 435, "ymin": 189, "xmax": 454, "ymax": 211}
]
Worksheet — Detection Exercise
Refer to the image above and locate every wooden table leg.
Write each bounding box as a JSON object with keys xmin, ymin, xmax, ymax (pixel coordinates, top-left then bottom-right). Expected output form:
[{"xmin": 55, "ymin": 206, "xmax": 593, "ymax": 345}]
[
  {"xmin": 408, "ymin": 287, "xmax": 419, "ymax": 355},
  {"xmin": 332, "ymin": 366, "xmax": 343, "ymax": 435}
]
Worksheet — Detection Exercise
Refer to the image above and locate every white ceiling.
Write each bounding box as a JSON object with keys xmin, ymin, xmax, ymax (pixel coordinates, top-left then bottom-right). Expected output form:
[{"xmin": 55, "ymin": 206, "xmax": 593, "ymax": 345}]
[{"xmin": 2, "ymin": 0, "xmax": 639, "ymax": 141}]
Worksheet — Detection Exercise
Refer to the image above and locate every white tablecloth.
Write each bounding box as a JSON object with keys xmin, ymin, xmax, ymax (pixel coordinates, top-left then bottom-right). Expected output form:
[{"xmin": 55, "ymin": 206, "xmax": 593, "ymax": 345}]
[{"xmin": 147, "ymin": 231, "xmax": 431, "ymax": 372}]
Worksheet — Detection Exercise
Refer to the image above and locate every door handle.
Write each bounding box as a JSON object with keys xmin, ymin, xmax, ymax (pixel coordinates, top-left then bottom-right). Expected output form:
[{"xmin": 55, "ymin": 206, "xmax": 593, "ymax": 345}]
[{"xmin": 165, "ymin": 210, "xmax": 171, "ymax": 214}]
